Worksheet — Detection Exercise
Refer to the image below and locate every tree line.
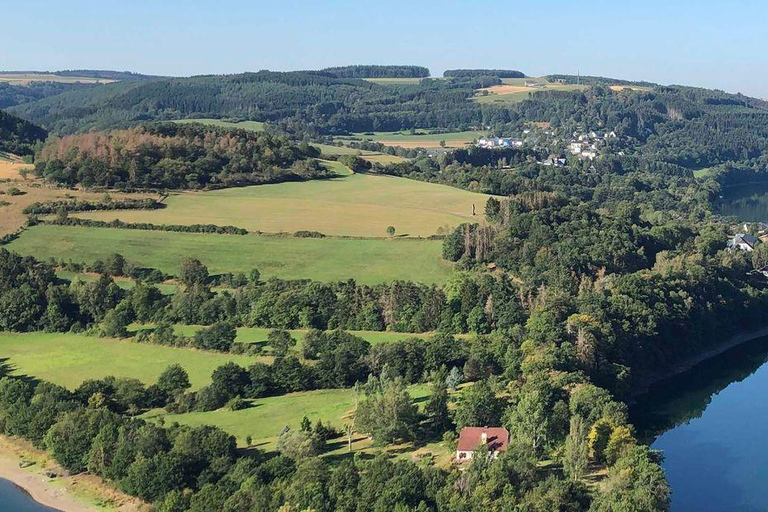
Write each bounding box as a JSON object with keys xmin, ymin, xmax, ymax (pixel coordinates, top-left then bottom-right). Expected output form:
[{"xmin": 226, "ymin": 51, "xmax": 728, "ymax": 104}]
[{"xmin": 33, "ymin": 122, "xmax": 323, "ymax": 189}]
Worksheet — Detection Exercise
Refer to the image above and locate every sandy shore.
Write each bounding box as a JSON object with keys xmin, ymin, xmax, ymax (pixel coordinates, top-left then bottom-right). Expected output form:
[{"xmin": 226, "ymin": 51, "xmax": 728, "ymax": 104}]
[
  {"xmin": 631, "ymin": 325, "xmax": 768, "ymax": 398},
  {"xmin": 0, "ymin": 436, "xmax": 147, "ymax": 512}
]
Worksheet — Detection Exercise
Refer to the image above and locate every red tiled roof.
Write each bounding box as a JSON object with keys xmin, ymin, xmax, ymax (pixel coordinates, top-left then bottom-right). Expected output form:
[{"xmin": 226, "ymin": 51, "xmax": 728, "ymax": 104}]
[{"xmin": 457, "ymin": 426, "xmax": 509, "ymax": 453}]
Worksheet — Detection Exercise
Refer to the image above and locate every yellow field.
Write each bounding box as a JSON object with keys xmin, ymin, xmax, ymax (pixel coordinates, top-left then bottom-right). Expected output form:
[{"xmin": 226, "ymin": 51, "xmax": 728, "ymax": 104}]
[
  {"xmin": 0, "ymin": 73, "xmax": 116, "ymax": 85},
  {"xmin": 73, "ymin": 173, "xmax": 494, "ymax": 237}
]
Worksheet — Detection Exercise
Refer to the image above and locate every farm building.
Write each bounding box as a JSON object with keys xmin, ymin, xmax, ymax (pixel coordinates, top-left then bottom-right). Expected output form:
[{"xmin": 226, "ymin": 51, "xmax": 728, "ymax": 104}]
[{"xmin": 455, "ymin": 426, "xmax": 509, "ymax": 462}]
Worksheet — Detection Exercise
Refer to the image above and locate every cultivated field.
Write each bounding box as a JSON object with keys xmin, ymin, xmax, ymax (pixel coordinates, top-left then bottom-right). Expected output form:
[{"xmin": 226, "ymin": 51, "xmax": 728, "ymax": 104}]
[
  {"xmin": 347, "ymin": 130, "xmax": 487, "ymax": 149},
  {"xmin": 0, "ymin": 332, "xmax": 258, "ymax": 390},
  {"xmin": 8, "ymin": 225, "xmax": 453, "ymax": 284},
  {"xmin": 0, "ymin": 152, "xmax": 32, "ymax": 181},
  {"xmin": 174, "ymin": 118, "xmax": 266, "ymax": 131},
  {"xmin": 474, "ymin": 79, "xmax": 586, "ymax": 104},
  {"xmin": 0, "ymin": 73, "xmax": 116, "ymax": 85},
  {"xmin": 312, "ymin": 143, "xmax": 409, "ymax": 164},
  {"xmin": 71, "ymin": 173, "xmax": 492, "ymax": 237}
]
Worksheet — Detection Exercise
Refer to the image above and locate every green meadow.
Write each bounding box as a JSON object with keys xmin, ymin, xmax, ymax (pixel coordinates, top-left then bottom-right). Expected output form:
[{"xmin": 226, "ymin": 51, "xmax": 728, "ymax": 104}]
[
  {"xmin": 348, "ymin": 130, "xmax": 486, "ymax": 149},
  {"xmin": 0, "ymin": 332, "xmax": 258, "ymax": 390},
  {"xmin": 71, "ymin": 173, "xmax": 491, "ymax": 238},
  {"xmin": 173, "ymin": 118, "xmax": 266, "ymax": 131},
  {"xmin": 145, "ymin": 384, "xmax": 432, "ymax": 449},
  {"xmin": 9, "ymin": 225, "xmax": 452, "ymax": 284}
]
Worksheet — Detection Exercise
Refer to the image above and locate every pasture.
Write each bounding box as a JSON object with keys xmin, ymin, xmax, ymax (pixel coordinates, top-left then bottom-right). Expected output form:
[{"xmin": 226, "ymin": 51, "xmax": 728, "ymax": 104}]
[
  {"xmin": 7, "ymin": 225, "xmax": 453, "ymax": 284},
  {"xmin": 349, "ymin": 130, "xmax": 486, "ymax": 149},
  {"xmin": 144, "ymin": 384, "xmax": 432, "ymax": 449},
  {"xmin": 71, "ymin": 172, "xmax": 492, "ymax": 237},
  {"xmin": 363, "ymin": 77, "xmax": 425, "ymax": 85},
  {"xmin": 173, "ymin": 118, "xmax": 266, "ymax": 132},
  {"xmin": 312, "ymin": 143, "xmax": 409, "ymax": 164},
  {"xmin": 0, "ymin": 332, "xmax": 258, "ymax": 390}
]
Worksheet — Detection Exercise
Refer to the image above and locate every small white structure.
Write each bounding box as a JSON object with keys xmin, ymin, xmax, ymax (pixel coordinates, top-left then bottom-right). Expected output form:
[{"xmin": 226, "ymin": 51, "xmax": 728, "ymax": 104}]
[{"xmin": 728, "ymin": 233, "xmax": 759, "ymax": 252}]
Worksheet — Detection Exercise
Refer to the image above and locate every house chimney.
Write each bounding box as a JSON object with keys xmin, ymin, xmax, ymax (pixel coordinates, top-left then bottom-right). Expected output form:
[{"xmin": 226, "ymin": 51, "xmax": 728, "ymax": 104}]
[{"xmin": 481, "ymin": 431, "xmax": 488, "ymax": 444}]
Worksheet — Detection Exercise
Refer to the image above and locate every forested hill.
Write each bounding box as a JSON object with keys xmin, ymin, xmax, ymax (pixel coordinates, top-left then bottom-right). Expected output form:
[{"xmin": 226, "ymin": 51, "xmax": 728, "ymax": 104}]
[
  {"xmin": 33, "ymin": 122, "xmax": 323, "ymax": 189},
  {"xmin": 444, "ymin": 69, "xmax": 526, "ymax": 78},
  {"xmin": 500, "ymin": 85, "xmax": 768, "ymax": 173},
  {"xmin": 321, "ymin": 65, "xmax": 430, "ymax": 78},
  {"xmin": 10, "ymin": 71, "xmax": 497, "ymax": 135},
  {"xmin": 0, "ymin": 110, "xmax": 47, "ymax": 156}
]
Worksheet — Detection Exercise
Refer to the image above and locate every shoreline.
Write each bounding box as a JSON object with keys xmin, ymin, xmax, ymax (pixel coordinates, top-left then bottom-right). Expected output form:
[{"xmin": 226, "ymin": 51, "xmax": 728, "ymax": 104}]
[
  {"xmin": 631, "ymin": 325, "xmax": 768, "ymax": 399},
  {"xmin": 0, "ymin": 435, "xmax": 146, "ymax": 512}
]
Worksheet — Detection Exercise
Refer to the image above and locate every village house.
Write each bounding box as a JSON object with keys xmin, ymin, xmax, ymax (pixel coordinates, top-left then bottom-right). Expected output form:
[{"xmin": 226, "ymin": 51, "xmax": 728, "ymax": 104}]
[
  {"xmin": 477, "ymin": 137, "xmax": 523, "ymax": 149},
  {"xmin": 455, "ymin": 426, "xmax": 509, "ymax": 462},
  {"xmin": 728, "ymin": 233, "xmax": 759, "ymax": 252}
]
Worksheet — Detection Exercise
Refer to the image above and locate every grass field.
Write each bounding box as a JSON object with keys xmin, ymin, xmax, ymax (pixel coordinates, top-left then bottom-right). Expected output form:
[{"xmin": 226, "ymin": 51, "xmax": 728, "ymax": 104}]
[
  {"xmin": 474, "ymin": 80, "xmax": 586, "ymax": 104},
  {"xmin": 173, "ymin": 118, "xmax": 266, "ymax": 131},
  {"xmin": 145, "ymin": 384, "xmax": 432, "ymax": 449},
  {"xmin": 0, "ymin": 332, "xmax": 258, "ymax": 390},
  {"xmin": 363, "ymin": 77, "xmax": 425, "ymax": 85},
  {"xmin": 349, "ymin": 130, "xmax": 486, "ymax": 149},
  {"xmin": 8, "ymin": 225, "xmax": 453, "ymax": 284},
  {"xmin": 71, "ymin": 172, "xmax": 491, "ymax": 238},
  {"xmin": 0, "ymin": 73, "xmax": 116, "ymax": 85},
  {"xmin": 161, "ymin": 325, "xmax": 449, "ymax": 349}
]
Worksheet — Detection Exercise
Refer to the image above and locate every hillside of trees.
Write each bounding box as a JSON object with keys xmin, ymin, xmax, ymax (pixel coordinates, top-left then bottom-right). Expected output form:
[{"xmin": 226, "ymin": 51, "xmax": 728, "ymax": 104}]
[
  {"xmin": 33, "ymin": 122, "xmax": 323, "ymax": 189},
  {"xmin": 0, "ymin": 109, "xmax": 47, "ymax": 155},
  {"xmin": 9, "ymin": 71, "xmax": 500, "ymax": 135},
  {"xmin": 321, "ymin": 65, "xmax": 430, "ymax": 78},
  {"xmin": 444, "ymin": 69, "xmax": 526, "ymax": 78}
]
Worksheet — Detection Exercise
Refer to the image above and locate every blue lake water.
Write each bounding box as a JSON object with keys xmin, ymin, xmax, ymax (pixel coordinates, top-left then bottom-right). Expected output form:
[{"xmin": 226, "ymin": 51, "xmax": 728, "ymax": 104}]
[
  {"xmin": 631, "ymin": 334, "xmax": 768, "ymax": 511},
  {"xmin": 0, "ymin": 477, "xmax": 60, "ymax": 511}
]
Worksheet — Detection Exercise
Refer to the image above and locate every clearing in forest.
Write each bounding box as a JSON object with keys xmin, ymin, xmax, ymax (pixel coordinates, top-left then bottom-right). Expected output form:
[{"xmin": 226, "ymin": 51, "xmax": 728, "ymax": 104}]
[
  {"xmin": 71, "ymin": 173, "xmax": 492, "ymax": 238},
  {"xmin": 349, "ymin": 130, "xmax": 486, "ymax": 149},
  {"xmin": 0, "ymin": 332, "xmax": 258, "ymax": 390},
  {"xmin": 7, "ymin": 225, "xmax": 453, "ymax": 284}
]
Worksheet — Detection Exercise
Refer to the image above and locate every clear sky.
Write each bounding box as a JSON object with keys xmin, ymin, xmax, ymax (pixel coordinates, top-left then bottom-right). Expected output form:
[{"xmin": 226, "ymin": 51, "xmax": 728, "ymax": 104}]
[{"xmin": 2, "ymin": 0, "xmax": 767, "ymax": 97}]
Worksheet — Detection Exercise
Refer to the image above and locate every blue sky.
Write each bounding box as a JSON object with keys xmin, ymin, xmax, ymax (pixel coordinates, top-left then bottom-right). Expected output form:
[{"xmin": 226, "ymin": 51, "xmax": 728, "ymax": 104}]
[{"xmin": 2, "ymin": 0, "xmax": 767, "ymax": 97}]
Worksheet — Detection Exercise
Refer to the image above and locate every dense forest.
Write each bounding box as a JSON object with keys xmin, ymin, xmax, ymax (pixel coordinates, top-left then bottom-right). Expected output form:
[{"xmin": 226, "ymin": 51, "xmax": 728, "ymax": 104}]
[
  {"xmin": 33, "ymin": 122, "xmax": 323, "ymax": 189},
  {"xmin": 8, "ymin": 71, "xmax": 500, "ymax": 135},
  {"xmin": 0, "ymin": 109, "xmax": 47, "ymax": 155},
  {"xmin": 321, "ymin": 65, "xmax": 430, "ymax": 78},
  {"xmin": 444, "ymin": 69, "xmax": 526, "ymax": 78}
]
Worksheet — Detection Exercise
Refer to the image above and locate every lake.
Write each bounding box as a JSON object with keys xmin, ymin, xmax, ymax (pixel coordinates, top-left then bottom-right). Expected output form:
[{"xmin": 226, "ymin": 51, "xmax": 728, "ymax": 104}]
[
  {"xmin": 631, "ymin": 333, "xmax": 768, "ymax": 511},
  {"xmin": 0, "ymin": 478, "xmax": 60, "ymax": 512},
  {"xmin": 719, "ymin": 183, "xmax": 768, "ymax": 223}
]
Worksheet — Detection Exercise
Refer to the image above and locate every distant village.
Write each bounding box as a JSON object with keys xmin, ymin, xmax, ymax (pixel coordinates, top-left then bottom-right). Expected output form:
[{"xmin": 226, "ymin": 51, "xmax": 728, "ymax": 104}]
[{"xmin": 476, "ymin": 128, "xmax": 618, "ymax": 166}]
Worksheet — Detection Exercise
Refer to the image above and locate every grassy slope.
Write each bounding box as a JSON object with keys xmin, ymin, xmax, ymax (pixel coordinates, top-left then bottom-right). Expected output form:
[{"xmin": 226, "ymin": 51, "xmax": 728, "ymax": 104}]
[
  {"xmin": 72, "ymin": 173, "xmax": 490, "ymax": 237},
  {"xmin": 8, "ymin": 225, "xmax": 452, "ymax": 284},
  {"xmin": 146, "ymin": 384, "xmax": 432, "ymax": 449},
  {"xmin": 349, "ymin": 130, "xmax": 486, "ymax": 149},
  {"xmin": 0, "ymin": 332, "xmax": 258, "ymax": 390},
  {"xmin": 173, "ymin": 118, "xmax": 266, "ymax": 131}
]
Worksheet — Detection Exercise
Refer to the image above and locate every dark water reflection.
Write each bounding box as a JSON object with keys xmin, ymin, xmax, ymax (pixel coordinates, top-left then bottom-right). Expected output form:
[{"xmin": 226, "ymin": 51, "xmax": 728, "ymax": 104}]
[
  {"xmin": 719, "ymin": 184, "xmax": 768, "ymax": 223},
  {"xmin": 631, "ymin": 334, "xmax": 768, "ymax": 511}
]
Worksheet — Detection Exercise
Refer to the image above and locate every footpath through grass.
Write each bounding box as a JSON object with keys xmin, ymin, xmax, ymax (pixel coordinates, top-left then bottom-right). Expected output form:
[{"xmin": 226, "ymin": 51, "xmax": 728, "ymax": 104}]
[
  {"xmin": 8, "ymin": 225, "xmax": 453, "ymax": 285},
  {"xmin": 0, "ymin": 332, "xmax": 258, "ymax": 390}
]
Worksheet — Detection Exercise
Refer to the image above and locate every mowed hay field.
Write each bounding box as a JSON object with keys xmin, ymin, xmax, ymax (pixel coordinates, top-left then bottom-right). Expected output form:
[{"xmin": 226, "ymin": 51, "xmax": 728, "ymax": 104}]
[
  {"xmin": 8, "ymin": 225, "xmax": 453, "ymax": 284},
  {"xmin": 0, "ymin": 73, "xmax": 117, "ymax": 85},
  {"xmin": 474, "ymin": 80, "xmax": 586, "ymax": 104},
  {"xmin": 350, "ymin": 130, "xmax": 486, "ymax": 149},
  {"xmin": 0, "ymin": 181, "xmax": 157, "ymax": 236},
  {"xmin": 0, "ymin": 332, "xmax": 258, "ymax": 390},
  {"xmin": 72, "ymin": 173, "xmax": 493, "ymax": 238}
]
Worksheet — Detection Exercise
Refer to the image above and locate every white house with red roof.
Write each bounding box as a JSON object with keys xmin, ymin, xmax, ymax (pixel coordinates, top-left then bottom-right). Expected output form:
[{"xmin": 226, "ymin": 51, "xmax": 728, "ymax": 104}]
[{"xmin": 455, "ymin": 426, "xmax": 509, "ymax": 462}]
